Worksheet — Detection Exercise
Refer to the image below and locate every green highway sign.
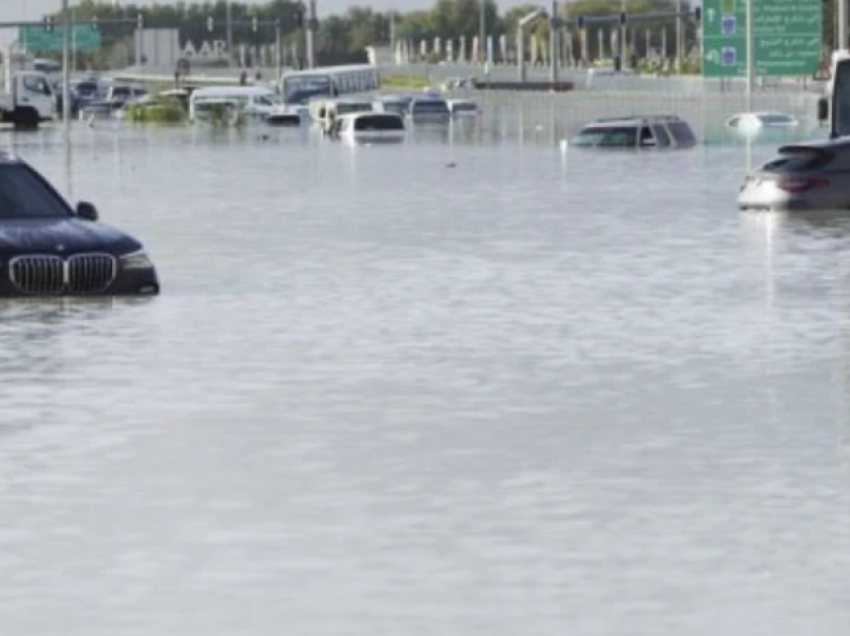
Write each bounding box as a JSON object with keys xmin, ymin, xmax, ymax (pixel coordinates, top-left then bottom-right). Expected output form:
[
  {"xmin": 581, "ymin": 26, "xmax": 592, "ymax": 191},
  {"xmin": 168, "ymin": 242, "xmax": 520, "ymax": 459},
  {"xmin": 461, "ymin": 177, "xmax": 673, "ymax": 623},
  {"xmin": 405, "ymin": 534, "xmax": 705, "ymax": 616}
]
[
  {"xmin": 701, "ymin": 0, "xmax": 822, "ymax": 77},
  {"xmin": 19, "ymin": 25, "xmax": 101, "ymax": 52}
]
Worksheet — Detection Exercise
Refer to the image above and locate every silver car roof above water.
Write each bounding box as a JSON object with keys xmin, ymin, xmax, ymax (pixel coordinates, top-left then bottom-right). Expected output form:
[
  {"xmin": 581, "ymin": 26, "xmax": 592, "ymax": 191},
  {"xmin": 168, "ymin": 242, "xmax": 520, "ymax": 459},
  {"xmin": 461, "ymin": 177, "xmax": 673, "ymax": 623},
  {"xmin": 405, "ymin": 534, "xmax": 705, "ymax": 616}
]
[{"xmin": 585, "ymin": 115, "xmax": 686, "ymax": 127}]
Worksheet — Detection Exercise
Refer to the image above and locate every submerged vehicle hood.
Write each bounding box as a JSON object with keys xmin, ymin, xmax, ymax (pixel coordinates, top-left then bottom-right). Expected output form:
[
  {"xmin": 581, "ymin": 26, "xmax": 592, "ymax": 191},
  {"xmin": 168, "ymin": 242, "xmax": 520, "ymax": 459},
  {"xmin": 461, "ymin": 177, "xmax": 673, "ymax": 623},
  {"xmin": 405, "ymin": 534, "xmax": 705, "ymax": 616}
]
[{"xmin": 0, "ymin": 218, "xmax": 141, "ymax": 256}]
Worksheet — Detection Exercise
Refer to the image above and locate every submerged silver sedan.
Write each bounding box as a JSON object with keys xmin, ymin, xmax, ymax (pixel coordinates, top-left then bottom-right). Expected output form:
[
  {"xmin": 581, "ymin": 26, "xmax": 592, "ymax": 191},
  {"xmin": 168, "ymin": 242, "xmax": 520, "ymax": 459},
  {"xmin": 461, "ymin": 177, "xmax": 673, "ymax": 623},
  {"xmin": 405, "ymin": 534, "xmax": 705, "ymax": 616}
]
[{"xmin": 738, "ymin": 138, "xmax": 850, "ymax": 211}]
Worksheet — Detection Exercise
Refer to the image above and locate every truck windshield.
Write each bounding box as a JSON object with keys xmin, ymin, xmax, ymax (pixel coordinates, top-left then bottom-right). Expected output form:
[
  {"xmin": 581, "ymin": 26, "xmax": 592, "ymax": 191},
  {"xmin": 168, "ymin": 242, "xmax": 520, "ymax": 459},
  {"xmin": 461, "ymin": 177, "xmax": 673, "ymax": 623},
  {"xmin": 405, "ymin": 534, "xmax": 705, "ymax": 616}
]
[{"xmin": 0, "ymin": 165, "xmax": 70, "ymax": 219}]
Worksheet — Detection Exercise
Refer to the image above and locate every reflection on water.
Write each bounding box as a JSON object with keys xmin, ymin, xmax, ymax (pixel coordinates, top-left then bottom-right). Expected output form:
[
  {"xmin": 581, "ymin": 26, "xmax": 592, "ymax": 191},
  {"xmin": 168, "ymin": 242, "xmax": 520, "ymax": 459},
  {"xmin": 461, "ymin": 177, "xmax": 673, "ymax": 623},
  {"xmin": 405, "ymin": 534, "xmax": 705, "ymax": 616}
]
[{"xmin": 0, "ymin": 120, "xmax": 850, "ymax": 635}]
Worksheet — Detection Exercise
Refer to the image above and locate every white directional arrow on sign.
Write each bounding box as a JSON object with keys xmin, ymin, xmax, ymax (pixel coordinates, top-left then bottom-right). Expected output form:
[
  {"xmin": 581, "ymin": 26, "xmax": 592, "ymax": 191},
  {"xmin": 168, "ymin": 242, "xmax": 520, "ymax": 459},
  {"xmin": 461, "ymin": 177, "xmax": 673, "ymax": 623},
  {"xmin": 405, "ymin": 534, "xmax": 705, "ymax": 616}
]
[
  {"xmin": 705, "ymin": 49, "xmax": 719, "ymax": 63},
  {"xmin": 707, "ymin": 8, "xmax": 716, "ymax": 22}
]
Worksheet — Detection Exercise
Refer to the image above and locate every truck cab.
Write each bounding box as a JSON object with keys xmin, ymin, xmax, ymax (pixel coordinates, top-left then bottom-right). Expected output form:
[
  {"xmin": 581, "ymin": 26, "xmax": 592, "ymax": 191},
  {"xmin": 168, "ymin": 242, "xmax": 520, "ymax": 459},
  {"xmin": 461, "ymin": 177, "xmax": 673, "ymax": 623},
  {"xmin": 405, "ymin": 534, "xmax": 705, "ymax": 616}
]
[{"xmin": 0, "ymin": 70, "xmax": 56, "ymax": 128}]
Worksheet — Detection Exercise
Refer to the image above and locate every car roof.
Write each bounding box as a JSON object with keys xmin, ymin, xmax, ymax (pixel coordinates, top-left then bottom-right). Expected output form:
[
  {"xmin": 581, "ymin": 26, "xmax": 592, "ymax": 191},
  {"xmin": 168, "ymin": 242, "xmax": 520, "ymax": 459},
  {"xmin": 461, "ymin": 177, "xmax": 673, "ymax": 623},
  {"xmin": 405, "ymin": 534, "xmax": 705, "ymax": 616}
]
[
  {"xmin": 731, "ymin": 110, "xmax": 797, "ymax": 119},
  {"xmin": 778, "ymin": 137, "xmax": 850, "ymax": 153},
  {"xmin": 585, "ymin": 115, "xmax": 686, "ymax": 127}
]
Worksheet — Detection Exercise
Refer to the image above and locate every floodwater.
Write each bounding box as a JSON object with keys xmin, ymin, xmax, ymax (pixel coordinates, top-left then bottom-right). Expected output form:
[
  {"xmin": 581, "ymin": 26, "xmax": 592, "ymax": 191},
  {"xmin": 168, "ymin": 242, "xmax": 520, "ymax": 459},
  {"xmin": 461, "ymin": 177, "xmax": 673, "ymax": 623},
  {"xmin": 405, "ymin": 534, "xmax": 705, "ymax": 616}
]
[{"xmin": 1, "ymin": 120, "xmax": 849, "ymax": 635}]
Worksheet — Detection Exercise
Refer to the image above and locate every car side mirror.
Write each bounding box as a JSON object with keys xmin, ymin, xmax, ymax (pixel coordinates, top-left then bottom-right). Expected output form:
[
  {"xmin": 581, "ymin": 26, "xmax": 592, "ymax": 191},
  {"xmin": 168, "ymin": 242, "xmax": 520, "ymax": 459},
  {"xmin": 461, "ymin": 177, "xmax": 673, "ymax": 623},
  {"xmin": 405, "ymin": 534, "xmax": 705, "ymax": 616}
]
[
  {"xmin": 817, "ymin": 96, "xmax": 829, "ymax": 123},
  {"xmin": 76, "ymin": 201, "xmax": 98, "ymax": 221}
]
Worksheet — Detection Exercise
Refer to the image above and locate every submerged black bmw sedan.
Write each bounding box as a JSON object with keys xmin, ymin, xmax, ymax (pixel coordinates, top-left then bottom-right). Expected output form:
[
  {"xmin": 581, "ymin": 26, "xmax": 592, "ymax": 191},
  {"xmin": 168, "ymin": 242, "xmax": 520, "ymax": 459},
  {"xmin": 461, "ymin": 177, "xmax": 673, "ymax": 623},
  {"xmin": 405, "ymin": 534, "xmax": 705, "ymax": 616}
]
[{"xmin": 0, "ymin": 152, "xmax": 159, "ymax": 297}]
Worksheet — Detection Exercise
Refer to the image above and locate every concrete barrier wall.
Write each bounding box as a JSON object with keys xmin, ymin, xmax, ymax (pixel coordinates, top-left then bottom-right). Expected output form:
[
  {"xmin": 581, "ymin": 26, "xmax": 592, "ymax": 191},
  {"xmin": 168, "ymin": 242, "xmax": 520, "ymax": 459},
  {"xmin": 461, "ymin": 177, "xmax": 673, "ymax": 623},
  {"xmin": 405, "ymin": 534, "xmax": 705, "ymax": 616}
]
[
  {"xmin": 451, "ymin": 88, "xmax": 823, "ymax": 145},
  {"xmin": 380, "ymin": 62, "xmax": 826, "ymax": 95},
  {"xmin": 118, "ymin": 61, "xmax": 827, "ymax": 97}
]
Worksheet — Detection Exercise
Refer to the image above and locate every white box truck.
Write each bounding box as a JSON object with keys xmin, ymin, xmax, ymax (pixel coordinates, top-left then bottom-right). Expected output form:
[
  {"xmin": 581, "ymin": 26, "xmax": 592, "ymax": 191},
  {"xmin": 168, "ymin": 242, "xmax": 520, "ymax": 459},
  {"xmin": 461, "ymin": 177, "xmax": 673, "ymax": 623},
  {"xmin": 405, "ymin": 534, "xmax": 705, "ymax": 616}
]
[
  {"xmin": 1, "ymin": 48, "xmax": 56, "ymax": 129},
  {"xmin": 0, "ymin": 70, "xmax": 56, "ymax": 129}
]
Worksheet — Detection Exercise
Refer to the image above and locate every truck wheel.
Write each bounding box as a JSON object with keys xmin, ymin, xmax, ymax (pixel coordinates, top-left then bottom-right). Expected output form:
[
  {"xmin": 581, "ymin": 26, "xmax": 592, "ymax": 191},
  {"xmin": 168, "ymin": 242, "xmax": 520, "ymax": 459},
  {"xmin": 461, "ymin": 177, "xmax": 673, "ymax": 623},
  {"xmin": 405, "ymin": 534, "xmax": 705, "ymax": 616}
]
[{"xmin": 12, "ymin": 107, "xmax": 39, "ymax": 130}]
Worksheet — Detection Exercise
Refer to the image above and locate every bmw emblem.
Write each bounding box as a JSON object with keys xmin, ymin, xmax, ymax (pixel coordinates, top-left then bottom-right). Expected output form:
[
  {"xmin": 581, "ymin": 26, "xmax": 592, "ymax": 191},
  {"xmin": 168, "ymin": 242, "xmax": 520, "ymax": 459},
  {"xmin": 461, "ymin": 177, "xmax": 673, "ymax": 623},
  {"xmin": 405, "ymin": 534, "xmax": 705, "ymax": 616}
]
[{"xmin": 55, "ymin": 244, "xmax": 65, "ymax": 252}]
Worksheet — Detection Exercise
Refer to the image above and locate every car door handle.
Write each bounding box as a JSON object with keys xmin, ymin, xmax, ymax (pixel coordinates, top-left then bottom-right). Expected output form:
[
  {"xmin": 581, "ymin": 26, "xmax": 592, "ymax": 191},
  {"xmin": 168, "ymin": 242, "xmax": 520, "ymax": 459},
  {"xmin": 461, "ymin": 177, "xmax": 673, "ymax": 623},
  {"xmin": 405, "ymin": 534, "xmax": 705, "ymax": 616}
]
[{"xmin": 20, "ymin": 97, "xmax": 29, "ymax": 103}]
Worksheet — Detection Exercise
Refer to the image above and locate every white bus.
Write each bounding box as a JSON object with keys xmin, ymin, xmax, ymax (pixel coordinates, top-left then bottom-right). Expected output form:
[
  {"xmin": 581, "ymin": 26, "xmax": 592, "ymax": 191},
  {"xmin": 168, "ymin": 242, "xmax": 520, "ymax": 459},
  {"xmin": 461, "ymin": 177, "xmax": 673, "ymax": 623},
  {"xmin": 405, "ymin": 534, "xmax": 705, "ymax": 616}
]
[{"xmin": 280, "ymin": 65, "xmax": 381, "ymax": 105}]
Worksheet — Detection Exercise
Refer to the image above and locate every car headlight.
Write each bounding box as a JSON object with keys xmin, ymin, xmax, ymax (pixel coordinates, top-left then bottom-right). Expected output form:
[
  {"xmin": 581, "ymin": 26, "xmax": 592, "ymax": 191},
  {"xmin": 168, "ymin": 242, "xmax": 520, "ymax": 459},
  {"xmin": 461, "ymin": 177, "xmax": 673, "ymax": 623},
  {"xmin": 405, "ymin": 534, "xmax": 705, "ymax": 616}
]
[{"xmin": 120, "ymin": 250, "xmax": 153, "ymax": 270}]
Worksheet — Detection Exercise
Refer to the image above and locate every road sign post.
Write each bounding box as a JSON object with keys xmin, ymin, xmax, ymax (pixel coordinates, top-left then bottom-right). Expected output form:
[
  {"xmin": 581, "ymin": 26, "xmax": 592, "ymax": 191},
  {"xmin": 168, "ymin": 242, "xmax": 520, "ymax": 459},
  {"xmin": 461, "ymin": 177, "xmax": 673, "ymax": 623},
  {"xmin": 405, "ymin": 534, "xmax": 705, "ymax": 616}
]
[{"xmin": 701, "ymin": 0, "xmax": 821, "ymax": 79}]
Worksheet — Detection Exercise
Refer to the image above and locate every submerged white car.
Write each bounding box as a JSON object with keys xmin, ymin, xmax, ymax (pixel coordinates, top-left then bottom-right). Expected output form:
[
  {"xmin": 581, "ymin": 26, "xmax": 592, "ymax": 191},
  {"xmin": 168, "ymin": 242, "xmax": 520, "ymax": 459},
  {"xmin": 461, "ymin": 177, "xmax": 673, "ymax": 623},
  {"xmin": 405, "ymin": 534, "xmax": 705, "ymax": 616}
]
[
  {"xmin": 571, "ymin": 115, "xmax": 697, "ymax": 149},
  {"xmin": 725, "ymin": 111, "xmax": 800, "ymax": 132},
  {"xmin": 328, "ymin": 112, "xmax": 405, "ymax": 145}
]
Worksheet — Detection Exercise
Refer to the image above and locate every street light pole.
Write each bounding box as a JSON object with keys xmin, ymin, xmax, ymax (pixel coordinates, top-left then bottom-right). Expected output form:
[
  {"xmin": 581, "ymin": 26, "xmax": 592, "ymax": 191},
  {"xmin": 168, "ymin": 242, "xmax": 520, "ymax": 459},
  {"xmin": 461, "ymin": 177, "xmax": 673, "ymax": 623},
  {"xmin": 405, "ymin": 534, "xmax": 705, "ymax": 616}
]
[
  {"xmin": 226, "ymin": 1, "xmax": 233, "ymax": 64},
  {"xmin": 745, "ymin": 0, "xmax": 753, "ymax": 112},
  {"xmin": 517, "ymin": 7, "xmax": 544, "ymax": 82},
  {"xmin": 62, "ymin": 0, "xmax": 70, "ymax": 127},
  {"xmin": 620, "ymin": 0, "xmax": 626, "ymax": 67},
  {"xmin": 479, "ymin": 0, "xmax": 486, "ymax": 68},
  {"xmin": 840, "ymin": 0, "xmax": 848, "ymax": 51}
]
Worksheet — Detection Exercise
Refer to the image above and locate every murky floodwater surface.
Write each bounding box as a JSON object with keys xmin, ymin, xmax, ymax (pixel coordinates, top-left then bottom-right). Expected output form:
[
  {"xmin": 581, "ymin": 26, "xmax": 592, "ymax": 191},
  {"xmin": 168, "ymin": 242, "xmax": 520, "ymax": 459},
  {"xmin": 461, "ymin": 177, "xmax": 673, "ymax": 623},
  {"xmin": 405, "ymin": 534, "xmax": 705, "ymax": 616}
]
[{"xmin": 0, "ymin": 121, "xmax": 849, "ymax": 635}]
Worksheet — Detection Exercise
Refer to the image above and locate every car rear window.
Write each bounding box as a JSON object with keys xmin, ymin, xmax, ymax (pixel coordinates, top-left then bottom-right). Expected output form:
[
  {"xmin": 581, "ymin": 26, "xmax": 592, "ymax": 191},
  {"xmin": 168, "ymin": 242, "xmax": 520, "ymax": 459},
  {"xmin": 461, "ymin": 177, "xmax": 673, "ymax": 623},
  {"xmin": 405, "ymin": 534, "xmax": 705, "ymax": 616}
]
[
  {"xmin": 354, "ymin": 115, "xmax": 404, "ymax": 131},
  {"xmin": 667, "ymin": 122, "xmax": 696, "ymax": 145},
  {"xmin": 651, "ymin": 124, "xmax": 671, "ymax": 147}
]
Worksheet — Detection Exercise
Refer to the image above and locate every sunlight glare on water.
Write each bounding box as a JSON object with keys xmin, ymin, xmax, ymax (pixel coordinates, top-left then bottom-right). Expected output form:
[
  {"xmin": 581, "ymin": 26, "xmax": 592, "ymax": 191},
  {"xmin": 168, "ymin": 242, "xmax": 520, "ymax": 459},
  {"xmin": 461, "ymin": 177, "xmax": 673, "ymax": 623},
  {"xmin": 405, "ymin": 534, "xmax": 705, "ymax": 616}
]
[{"xmin": 0, "ymin": 121, "xmax": 849, "ymax": 635}]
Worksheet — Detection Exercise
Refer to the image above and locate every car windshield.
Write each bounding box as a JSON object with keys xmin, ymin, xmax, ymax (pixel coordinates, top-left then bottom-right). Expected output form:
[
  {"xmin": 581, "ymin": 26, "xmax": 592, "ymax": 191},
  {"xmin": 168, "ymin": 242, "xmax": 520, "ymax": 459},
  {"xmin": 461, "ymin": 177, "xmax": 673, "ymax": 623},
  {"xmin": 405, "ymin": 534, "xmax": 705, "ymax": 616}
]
[
  {"xmin": 254, "ymin": 95, "xmax": 280, "ymax": 106},
  {"xmin": 759, "ymin": 113, "xmax": 795, "ymax": 125},
  {"xmin": 380, "ymin": 101, "xmax": 408, "ymax": 114},
  {"xmin": 337, "ymin": 102, "xmax": 372, "ymax": 115},
  {"xmin": 412, "ymin": 100, "xmax": 449, "ymax": 114},
  {"xmin": 572, "ymin": 126, "xmax": 638, "ymax": 147},
  {"xmin": 0, "ymin": 164, "xmax": 69, "ymax": 219}
]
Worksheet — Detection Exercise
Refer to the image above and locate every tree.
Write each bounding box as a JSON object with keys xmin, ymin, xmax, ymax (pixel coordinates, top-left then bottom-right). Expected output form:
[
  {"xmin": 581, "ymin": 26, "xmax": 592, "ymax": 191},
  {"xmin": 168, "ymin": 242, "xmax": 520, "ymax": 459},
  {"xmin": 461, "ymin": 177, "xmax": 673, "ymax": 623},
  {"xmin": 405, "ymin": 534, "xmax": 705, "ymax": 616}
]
[{"xmin": 41, "ymin": 0, "xmax": 702, "ymax": 67}]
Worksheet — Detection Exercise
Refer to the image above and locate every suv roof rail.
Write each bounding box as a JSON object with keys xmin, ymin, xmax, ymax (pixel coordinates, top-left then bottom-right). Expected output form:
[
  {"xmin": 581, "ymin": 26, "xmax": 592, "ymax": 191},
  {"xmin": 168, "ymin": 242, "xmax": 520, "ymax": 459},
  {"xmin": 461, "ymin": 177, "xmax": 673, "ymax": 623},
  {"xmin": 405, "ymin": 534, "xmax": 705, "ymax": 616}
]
[{"xmin": 592, "ymin": 114, "xmax": 682, "ymax": 123}]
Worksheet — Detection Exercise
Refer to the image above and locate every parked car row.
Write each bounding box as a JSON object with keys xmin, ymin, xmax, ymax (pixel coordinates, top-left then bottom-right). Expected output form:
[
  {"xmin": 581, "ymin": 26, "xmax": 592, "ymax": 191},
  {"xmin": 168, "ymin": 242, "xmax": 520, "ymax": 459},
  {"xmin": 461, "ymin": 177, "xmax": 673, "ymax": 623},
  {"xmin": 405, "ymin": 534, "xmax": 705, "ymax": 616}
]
[{"xmin": 313, "ymin": 92, "xmax": 479, "ymax": 131}]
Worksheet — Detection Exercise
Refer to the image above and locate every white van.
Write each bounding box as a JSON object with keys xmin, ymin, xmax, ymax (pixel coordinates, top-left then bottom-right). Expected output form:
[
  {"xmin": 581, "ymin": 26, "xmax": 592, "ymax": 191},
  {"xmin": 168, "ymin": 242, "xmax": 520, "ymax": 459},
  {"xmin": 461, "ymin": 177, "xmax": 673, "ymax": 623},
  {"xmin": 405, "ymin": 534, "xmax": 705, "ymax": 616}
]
[
  {"xmin": 188, "ymin": 86, "xmax": 296, "ymax": 124},
  {"xmin": 329, "ymin": 112, "xmax": 405, "ymax": 145}
]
